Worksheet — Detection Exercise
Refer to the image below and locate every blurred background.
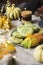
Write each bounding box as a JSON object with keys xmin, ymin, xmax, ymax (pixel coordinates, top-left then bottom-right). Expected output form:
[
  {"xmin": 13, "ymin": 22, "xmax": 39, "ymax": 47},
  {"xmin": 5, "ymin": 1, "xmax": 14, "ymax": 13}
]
[{"xmin": 0, "ymin": 0, "xmax": 43, "ymax": 12}]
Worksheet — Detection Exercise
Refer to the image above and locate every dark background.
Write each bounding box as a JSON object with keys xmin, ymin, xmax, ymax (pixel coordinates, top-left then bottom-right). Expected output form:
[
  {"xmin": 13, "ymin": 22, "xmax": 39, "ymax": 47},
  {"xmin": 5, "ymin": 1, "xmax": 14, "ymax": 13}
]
[
  {"xmin": 0, "ymin": 0, "xmax": 31, "ymax": 4},
  {"xmin": 0, "ymin": 0, "xmax": 43, "ymax": 12},
  {"xmin": 0, "ymin": 0, "xmax": 43, "ymax": 5},
  {"xmin": 0, "ymin": 0, "xmax": 43, "ymax": 6}
]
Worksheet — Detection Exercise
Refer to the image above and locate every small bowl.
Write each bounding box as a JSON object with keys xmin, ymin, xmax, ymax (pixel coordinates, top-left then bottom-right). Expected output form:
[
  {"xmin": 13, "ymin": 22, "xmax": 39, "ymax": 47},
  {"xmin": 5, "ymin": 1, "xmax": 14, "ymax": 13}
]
[
  {"xmin": 40, "ymin": 14, "xmax": 43, "ymax": 20},
  {"xmin": 21, "ymin": 10, "xmax": 32, "ymax": 20}
]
